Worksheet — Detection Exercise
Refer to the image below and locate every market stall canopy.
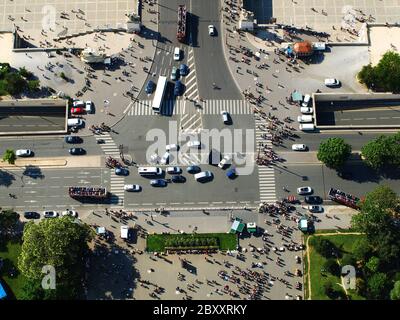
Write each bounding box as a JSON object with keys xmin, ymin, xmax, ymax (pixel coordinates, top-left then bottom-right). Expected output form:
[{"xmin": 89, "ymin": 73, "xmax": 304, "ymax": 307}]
[
  {"xmin": 291, "ymin": 91, "xmax": 303, "ymax": 102},
  {"xmin": 96, "ymin": 227, "xmax": 106, "ymax": 234},
  {"xmin": 230, "ymin": 219, "xmax": 245, "ymax": 234},
  {"xmin": 0, "ymin": 282, "xmax": 7, "ymax": 300},
  {"xmin": 247, "ymin": 222, "xmax": 257, "ymax": 233}
]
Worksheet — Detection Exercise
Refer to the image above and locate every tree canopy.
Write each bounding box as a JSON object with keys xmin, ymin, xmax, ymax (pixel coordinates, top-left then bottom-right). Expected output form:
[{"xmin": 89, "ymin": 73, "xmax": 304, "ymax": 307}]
[
  {"xmin": 361, "ymin": 133, "xmax": 400, "ymax": 171},
  {"xmin": 17, "ymin": 217, "xmax": 92, "ymax": 299},
  {"xmin": 367, "ymin": 273, "xmax": 389, "ymax": 300},
  {"xmin": 2, "ymin": 149, "xmax": 16, "ymax": 164},
  {"xmin": 390, "ymin": 281, "xmax": 400, "ymax": 300},
  {"xmin": 0, "ymin": 209, "xmax": 19, "ymax": 233},
  {"xmin": 317, "ymin": 138, "xmax": 352, "ymax": 170},
  {"xmin": 358, "ymin": 51, "xmax": 400, "ymax": 92}
]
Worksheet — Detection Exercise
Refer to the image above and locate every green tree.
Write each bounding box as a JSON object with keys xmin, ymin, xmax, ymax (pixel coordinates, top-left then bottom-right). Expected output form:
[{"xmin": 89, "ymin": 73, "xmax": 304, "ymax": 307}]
[
  {"xmin": 0, "ymin": 209, "xmax": 19, "ymax": 233},
  {"xmin": 18, "ymin": 217, "xmax": 92, "ymax": 299},
  {"xmin": 27, "ymin": 79, "xmax": 40, "ymax": 92},
  {"xmin": 358, "ymin": 51, "xmax": 400, "ymax": 92},
  {"xmin": 366, "ymin": 256, "xmax": 380, "ymax": 273},
  {"xmin": 5, "ymin": 72, "xmax": 26, "ymax": 95},
  {"xmin": 356, "ymin": 278, "xmax": 366, "ymax": 296},
  {"xmin": 3, "ymin": 149, "xmax": 16, "ymax": 164},
  {"xmin": 341, "ymin": 254, "xmax": 356, "ymax": 267},
  {"xmin": 390, "ymin": 280, "xmax": 400, "ymax": 300},
  {"xmin": 361, "ymin": 134, "xmax": 400, "ymax": 170},
  {"xmin": 317, "ymin": 138, "xmax": 352, "ymax": 170},
  {"xmin": 367, "ymin": 273, "xmax": 389, "ymax": 300},
  {"xmin": 18, "ymin": 67, "xmax": 33, "ymax": 79},
  {"xmin": 352, "ymin": 238, "xmax": 371, "ymax": 264}
]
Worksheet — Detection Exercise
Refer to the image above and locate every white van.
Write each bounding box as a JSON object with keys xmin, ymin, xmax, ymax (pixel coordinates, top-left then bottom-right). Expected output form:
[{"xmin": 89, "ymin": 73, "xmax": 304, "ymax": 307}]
[
  {"xmin": 138, "ymin": 167, "xmax": 162, "ymax": 176},
  {"xmin": 67, "ymin": 118, "xmax": 84, "ymax": 127},
  {"xmin": 194, "ymin": 171, "xmax": 213, "ymax": 182},
  {"xmin": 299, "ymin": 123, "xmax": 315, "ymax": 131},
  {"xmin": 302, "ymin": 94, "xmax": 311, "ymax": 107},
  {"xmin": 297, "ymin": 115, "xmax": 313, "ymax": 123},
  {"xmin": 120, "ymin": 226, "xmax": 128, "ymax": 239},
  {"xmin": 173, "ymin": 47, "xmax": 181, "ymax": 61}
]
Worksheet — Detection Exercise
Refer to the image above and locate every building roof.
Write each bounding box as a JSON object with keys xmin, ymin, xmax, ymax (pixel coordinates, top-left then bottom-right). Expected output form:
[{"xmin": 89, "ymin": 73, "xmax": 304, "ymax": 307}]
[{"xmin": 293, "ymin": 41, "xmax": 313, "ymax": 54}]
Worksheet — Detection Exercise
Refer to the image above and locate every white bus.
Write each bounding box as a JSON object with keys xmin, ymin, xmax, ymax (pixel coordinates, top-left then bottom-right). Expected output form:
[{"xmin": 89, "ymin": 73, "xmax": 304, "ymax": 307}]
[
  {"xmin": 152, "ymin": 76, "xmax": 168, "ymax": 113},
  {"xmin": 138, "ymin": 167, "xmax": 163, "ymax": 176}
]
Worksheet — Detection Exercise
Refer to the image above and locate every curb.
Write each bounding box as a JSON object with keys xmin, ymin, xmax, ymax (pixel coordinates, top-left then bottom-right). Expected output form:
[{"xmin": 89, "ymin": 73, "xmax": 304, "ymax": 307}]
[{"xmin": 0, "ymin": 159, "xmax": 67, "ymax": 168}]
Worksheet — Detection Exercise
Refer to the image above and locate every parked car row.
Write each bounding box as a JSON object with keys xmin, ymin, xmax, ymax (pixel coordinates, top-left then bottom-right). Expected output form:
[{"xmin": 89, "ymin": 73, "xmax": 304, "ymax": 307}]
[{"xmin": 24, "ymin": 210, "xmax": 78, "ymax": 219}]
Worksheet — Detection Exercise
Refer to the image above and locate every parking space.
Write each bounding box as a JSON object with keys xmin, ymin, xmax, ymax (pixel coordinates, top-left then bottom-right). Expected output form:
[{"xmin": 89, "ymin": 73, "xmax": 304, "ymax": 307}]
[{"xmin": 0, "ymin": 0, "xmax": 136, "ymax": 34}]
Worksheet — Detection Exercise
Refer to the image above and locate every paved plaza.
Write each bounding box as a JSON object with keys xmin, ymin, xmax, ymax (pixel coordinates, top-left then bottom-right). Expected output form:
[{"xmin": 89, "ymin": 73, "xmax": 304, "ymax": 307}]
[
  {"xmin": 245, "ymin": 0, "xmax": 400, "ymax": 26},
  {"xmin": 0, "ymin": 0, "xmax": 136, "ymax": 34}
]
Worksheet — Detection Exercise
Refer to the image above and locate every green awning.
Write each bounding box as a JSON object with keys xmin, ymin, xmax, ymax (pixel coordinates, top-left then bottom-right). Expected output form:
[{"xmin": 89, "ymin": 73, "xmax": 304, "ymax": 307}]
[
  {"xmin": 291, "ymin": 91, "xmax": 303, "ymax": 102},
  {"xmin": 230, "ymin": 220, "xmax": 245, "ymax": 233}
]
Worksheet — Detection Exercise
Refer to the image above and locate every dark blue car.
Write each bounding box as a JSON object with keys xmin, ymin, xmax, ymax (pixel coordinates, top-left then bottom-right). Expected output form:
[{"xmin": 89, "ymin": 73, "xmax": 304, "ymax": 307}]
[
  {"xmin": 186, "ymin": 166, "xmax": 201, "ymax": 174},
  {"xmin": 174, "ymin": 80, "xmax": 183, "ymax": 96},
  {"xmin": 145, "ymin": 80, "xmax": 156, "ymax": 94},
  {"xmin": 65, "ymin": 136, "xmax": 82, "ymax": 144},
  {"xmin": 179, "ymin": 64, "xmax": 189, "ymax": 76},
  {"xmin": 115, "ymin": 168, "xmax": 129, "ymax": 176}
]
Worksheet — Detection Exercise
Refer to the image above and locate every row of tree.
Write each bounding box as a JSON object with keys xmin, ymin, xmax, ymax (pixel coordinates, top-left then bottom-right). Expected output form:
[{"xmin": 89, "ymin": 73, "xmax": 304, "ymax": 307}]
[
  {"xmin": 310, "ymin": 185, "xmax": 400, "ymax": 300},
  {"xmin": 317, "ymin": 132, "xmax": 400, "ymax": 172},
  {"xmin": 351, "ymin": 185, "xmax": 400, "ymax": 299}
]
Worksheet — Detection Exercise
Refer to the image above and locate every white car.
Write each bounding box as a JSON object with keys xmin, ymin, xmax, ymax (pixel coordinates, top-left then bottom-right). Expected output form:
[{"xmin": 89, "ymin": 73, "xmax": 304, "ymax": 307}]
[
  {"xmin": 124, "ymin": 184, "xmax": 141, "ymax": 192},
  {"xmin": 221, "ymin": 110, "xmax": 230, "ymax": 124},
  {"xmin": 62, "ymin": 209, "xmax": 78, "ymax": 217},
  {"xmin": 187, "ymin": 140, "xmax": 201, "ymax": 149},
  {"xmin": 300, "ymin": 107, "xmax": 313, "ymax": 114},
  {"xmin": 16, "ymin": 149, "xmax": 33, "ymax": 157},
  {"xmin": 85, "ymin": 101, "xmax": 93, "ymax": 113},
  {"xmin": 208, "ymin": 25, "xmax": 216, "ymax": 36},
  {"xmin": 43, "ymin": 211, "xmax": 59, "ymax": 218},
  {"xmin": 297, "ymin": 186, "xmax": 313, "ymax": 195},
  {"xmin": 160, "ymin": 152, "xmax": 170, "ymax": 165},
  {"xmin": 166, "ymin": 144, "xmax": 179, "ymax": 152},
  {"xmin": 73, "ymin": 100, "xmax": 85, "ymax": 107},
  {"xmin": 218, "ymin": 155, "xmax": 232, "ymax": 169},
  {"xmin": 166, "ymin": 166, "xmax": 182, "ymax": 174},
  {"xmin": 324, "ymin": 78, "xmax": 340, "ymax": 87},
  {"xmin": 173, "ymin": 47, "xmax": 181, "ymax": 61},
  {"xmin": 292, "ymin": 144, "xmax": 307, "ymax": 151}
]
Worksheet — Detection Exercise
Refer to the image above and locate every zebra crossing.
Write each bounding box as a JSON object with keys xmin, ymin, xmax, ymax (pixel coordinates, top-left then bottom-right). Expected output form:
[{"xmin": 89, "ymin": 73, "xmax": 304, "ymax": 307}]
[
  {"xmin": 95, "ymin": 133, "xmax": 120, "ymax": 156},
  {"xmin": 254, "ymin": 117, "xmax": 277, "ymax": 203},
  {"xmin": 125, "ymin": 99, "xmax": 253, "ymax": 116},
  {"xmin": 109, "ymin": 172, "xmax": 125, "ymax": 206},
  {"xmin": 184, "ymin": 48, "xmax": 199, "ymax": 101}
]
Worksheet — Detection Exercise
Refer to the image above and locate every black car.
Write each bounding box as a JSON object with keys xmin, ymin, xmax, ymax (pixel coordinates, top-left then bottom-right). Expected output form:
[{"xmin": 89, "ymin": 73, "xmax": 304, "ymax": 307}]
[
  {"xmin": 69, "ymin": 147, "xmax": 86, "ymax": 155},
  {"xmin": 24, "ymin": 211, "xmax": 40, "ymax": 219},
  {"xmin": 304, "ymin": 196, "xmax": 323, "ymax": 204},
  {"xmin": 171, "ymin": 175, "xmax": 186, "ymax": 183},
  {"xmin": 65, "ymin": 136, "xmax": 82, "ymax": 144}
]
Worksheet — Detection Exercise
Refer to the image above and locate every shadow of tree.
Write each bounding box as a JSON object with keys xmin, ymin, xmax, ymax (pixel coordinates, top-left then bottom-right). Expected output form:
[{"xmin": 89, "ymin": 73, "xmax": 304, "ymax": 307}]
[
  {"xmin": 0, "ymin": 170, "xmax": 16, "ymax": 187},
  {"xmin": 22, "ymin": 165, "xmax": 45, "ymax": 180},
  {"xmin": 86, "ymin": 238, "xmax": 139, "ymax": 300}
]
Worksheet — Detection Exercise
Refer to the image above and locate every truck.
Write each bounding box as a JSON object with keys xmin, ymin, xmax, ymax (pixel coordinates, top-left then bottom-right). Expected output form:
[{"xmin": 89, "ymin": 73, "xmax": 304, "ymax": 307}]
[
  {"xmin": 177, "ymin": 5, "xmax": 186, "ymax": 42},
  {"xmin": 328, "ymin": 188, "xmax": 361, "ymax": 210},
  {"xmin": 68, "ymin": 186, "xmax": 108, "ymax": 199}
]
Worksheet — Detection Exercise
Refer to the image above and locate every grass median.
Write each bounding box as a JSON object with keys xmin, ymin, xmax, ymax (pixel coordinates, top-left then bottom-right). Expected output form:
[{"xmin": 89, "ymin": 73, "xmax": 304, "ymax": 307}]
[{"xmin": 146, "ymin": 233, "xmax": 238, "ymax": 252}]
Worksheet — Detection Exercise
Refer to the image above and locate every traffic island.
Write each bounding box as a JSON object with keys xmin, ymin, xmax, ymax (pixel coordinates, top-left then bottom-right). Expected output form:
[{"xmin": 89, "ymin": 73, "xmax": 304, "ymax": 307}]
[{"xmin": 146, "ymin": 233, "xmax": 238, "ymax": 253}]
